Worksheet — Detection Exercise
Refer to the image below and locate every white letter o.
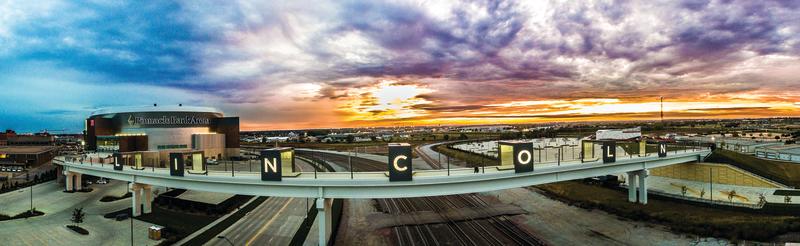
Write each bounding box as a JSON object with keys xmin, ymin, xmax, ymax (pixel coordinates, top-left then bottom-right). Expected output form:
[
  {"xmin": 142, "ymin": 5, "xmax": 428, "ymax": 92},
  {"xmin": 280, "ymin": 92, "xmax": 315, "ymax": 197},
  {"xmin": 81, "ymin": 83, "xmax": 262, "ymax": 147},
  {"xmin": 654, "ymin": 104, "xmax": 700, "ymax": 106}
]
[{"xmin": 517, "ymin": 150, "xmax": 532, "ymax": 165}]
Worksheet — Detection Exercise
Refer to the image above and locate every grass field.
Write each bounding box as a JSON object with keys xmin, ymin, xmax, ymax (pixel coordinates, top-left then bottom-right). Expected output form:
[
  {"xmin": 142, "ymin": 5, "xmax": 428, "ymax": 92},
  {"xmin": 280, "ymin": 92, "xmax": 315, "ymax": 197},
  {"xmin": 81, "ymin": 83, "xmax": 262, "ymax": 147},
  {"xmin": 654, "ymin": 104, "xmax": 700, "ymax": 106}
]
[
  {"xmin": 537, "ymin": 181, "xmax": 800, "ymax": 241},
  {"xmin": 433, "ymin": 143, "xmax": 498, "ymax": 167},
  {"xmin": 707, "ymin": 149, "xmax": 800, "ymax": 187}
]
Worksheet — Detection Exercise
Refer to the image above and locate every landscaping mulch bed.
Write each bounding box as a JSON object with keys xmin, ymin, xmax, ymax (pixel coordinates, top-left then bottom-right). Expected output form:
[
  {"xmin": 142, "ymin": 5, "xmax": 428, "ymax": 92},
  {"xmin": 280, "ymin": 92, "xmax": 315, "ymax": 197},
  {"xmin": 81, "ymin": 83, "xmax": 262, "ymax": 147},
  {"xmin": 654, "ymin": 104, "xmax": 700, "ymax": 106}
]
[
  {"xmin": 0, "ymin": 209, "xmax": 45, "ymax": 221},
  {"xmin": 66, "ymin": 225, "xmax": 89, "ymax": 235}
]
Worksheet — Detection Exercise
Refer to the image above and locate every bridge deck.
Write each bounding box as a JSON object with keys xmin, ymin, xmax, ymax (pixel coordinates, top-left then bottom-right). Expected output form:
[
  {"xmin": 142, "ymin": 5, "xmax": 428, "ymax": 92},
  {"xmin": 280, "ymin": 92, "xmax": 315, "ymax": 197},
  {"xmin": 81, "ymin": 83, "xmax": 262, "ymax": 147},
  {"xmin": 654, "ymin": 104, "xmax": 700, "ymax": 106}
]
[{"xmin": 57, "ymin": 148, "xmax": 710, "ymax": 199}]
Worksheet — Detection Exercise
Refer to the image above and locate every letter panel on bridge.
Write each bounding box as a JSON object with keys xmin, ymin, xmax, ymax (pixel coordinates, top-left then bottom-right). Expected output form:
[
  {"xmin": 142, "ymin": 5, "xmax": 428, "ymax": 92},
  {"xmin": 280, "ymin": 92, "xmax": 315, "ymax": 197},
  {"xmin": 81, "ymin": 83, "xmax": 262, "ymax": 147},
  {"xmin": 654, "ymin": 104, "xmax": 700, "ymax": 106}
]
[
  {"xmin": 513, "ymin": 143, "xmax": 534, "ymax": 173},
  {"xmin": 658, "ymin": 142, "xmax": 668, "ymax": 157},
  {"xmin": 260, "ymin": 149, "xmax": 283, "ymax": 181},
  {"xmin": 113, "ymin": 153, "xmax": 123, "ymax": 171},
  {"xmin": 500, "ymin": 141, "xmax": 534, "ymax": 173},
  {"xmin": 388, "ymin": 143, "xmax": 412, "ymax": 181},
  {"xmin": 602, "ymin": 141, "xmax": 616, "ymax": 163},
  {"xmin": 169, "ymin": 153, "xmax": 185, "ymax": 177}
]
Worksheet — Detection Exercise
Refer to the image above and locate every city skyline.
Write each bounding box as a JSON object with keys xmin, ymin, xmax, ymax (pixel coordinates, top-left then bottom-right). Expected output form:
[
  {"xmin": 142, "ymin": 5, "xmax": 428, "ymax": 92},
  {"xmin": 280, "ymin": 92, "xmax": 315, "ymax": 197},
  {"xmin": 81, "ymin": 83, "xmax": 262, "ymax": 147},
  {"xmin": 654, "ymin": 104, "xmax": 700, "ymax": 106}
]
[{"xmin": 2, "ymin": 0, "xmax": 800, "ymax": 132}]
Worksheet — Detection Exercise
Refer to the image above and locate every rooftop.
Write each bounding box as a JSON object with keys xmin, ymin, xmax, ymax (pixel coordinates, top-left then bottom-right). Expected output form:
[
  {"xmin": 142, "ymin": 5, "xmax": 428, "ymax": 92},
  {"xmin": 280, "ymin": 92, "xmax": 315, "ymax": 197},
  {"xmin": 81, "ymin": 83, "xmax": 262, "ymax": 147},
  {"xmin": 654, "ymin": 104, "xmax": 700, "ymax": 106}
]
[
  {"xmin": 90, "ymin": 105, "xmax": 222, "ymax": 117},
  {"xmin": 0, "ymin": 146, "xmax": 58, "ymax": 154}
]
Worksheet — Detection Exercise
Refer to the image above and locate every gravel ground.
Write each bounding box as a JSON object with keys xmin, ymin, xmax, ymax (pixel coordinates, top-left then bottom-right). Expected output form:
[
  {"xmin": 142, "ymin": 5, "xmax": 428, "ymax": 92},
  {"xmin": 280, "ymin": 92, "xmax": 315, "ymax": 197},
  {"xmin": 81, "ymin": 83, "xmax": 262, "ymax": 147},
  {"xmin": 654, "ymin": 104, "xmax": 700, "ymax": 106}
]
[
  {"xmin": 489, "ymin": 187, "xmax": 729, "ymax": 246},
  {"xmin": 333, "ymin": 199, "xmax": 391, "ymax": 246}
]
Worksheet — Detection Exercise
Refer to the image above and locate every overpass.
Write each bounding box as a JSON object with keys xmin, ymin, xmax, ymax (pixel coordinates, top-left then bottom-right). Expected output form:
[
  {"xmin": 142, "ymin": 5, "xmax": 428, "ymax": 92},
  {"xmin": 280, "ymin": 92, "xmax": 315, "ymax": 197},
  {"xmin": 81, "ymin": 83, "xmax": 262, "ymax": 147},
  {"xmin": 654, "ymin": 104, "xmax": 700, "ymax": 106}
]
[{"xmin": 55, "ymin": 142, "xmax": 711, "ymax": 245}]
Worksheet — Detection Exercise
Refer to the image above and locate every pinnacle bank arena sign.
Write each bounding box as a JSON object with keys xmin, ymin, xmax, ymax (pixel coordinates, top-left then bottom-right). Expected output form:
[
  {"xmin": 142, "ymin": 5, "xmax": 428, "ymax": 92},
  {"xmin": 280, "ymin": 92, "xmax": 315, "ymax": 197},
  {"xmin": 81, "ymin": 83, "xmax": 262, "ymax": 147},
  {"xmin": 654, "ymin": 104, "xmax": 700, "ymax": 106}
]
[
  {"xmin": 132, "ymin": 115, "xmax": 210, "ymax": 126},
  {"xmin": 113, "ymin": 112, "xmax": 220, "ymax": 128}
]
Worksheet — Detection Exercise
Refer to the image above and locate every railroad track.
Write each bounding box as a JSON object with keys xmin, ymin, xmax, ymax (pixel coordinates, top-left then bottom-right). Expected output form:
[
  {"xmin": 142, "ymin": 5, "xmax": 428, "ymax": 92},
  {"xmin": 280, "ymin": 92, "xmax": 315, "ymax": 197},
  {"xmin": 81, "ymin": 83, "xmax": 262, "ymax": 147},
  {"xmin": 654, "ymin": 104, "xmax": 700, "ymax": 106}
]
[
  {"xmin": 250, "ymin": 146, "xmax": 546, "ymax": 246},
  {"xmin": 414, "ymin": 144, "xmax": 443, "ymax": 169},
  {"xmin": 377, "ymin": 195, "xmax": 546, "ymax": 246}
]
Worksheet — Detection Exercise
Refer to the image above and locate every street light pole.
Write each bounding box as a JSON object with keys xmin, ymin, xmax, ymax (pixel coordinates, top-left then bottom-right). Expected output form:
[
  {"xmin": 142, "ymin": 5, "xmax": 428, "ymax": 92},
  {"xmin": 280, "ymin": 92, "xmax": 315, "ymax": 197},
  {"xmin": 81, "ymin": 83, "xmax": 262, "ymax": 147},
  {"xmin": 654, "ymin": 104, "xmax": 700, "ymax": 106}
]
[
  {"xmin": 30, "ymin": 172, "xmax": 33, "ymax": 213},
  {"xmin": 130, "ymin": 182, "xmax": 134, "ymax": 246}
]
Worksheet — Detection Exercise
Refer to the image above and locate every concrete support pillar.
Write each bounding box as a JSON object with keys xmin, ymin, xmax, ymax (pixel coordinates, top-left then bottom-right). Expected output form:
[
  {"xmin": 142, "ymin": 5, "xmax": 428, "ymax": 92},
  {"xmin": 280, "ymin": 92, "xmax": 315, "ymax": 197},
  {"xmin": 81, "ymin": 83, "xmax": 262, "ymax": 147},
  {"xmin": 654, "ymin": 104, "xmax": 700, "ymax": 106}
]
[
  {"xmin": 65, "ymin": 172, "xmax": 74, "ymax": 192},
  {"xmin": 143, "ymin": 185, "xmax": 153, "ymax": 214},
  {"xmin": 316, "ymin": 198, "xmax": 333, "ymax": 246},
  {"xmin": 130, "ymin": 183, "xmax": 142, "ymax": 217},
  {"xmin": 74, "ymin": 174, "xmax": 82, "ymax": 191},
  {"xmin": 638, "ymin": 169, "xmax": 649, "ymax": 205},
  {"xmin": 627, "ymin": 171, "xmax": 638, "ymax": 203}
]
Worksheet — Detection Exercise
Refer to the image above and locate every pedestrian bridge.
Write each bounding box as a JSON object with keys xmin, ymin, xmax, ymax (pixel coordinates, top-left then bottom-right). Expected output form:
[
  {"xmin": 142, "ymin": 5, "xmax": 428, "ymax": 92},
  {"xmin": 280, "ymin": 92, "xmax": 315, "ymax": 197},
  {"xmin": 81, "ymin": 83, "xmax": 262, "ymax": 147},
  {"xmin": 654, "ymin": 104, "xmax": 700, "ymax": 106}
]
[
  {"xmin": 55, "ymin": 143, "xmax": 710, "ymax": 246},
  {"xmin": 55, "ymin": 148, "xmax": 710, "ymax": 199}
]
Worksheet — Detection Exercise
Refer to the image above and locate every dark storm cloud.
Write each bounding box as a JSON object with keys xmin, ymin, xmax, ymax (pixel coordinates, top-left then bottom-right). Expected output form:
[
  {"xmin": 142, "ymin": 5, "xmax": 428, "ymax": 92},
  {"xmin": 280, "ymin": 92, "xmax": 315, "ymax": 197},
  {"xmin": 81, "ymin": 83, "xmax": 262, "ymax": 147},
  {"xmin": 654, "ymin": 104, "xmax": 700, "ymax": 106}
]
[{"xmin": 325, "ymin": 0, "xmax": 530, "ymax": 81}]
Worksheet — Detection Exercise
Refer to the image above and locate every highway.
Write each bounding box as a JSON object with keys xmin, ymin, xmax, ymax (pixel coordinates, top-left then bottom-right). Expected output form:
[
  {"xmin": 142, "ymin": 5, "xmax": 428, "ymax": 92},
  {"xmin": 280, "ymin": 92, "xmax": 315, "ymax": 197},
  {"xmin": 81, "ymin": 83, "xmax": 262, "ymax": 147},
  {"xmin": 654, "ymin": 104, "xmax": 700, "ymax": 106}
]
[{"xmin": 205, "ymin": 158, "xmax": 316, "ymax": 246}]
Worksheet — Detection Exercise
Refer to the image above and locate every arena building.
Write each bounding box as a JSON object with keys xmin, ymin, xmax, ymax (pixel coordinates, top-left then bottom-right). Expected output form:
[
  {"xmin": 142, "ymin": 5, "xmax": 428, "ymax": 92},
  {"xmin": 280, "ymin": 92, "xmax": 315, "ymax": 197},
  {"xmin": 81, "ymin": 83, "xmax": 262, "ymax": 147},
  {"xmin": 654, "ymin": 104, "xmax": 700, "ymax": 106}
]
[{"xmin": 84, "ymin": 105, "xmax": 239, "ymax": 166}]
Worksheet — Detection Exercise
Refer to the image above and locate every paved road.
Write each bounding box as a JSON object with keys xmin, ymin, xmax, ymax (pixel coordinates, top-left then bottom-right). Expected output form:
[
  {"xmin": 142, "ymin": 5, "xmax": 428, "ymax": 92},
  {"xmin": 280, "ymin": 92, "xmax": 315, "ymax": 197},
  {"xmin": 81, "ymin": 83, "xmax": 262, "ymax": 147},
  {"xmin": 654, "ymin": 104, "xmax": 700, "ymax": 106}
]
[
  {"xmin": 416, "ymin": 141, "xmax": 472, "ymax": 169},
  {"xmin": 204, "ymin": 158, "xmax": 316, "ymax": 246},
  {"xmin": 0, "ymin": 180, "xmax": 162, "ymax": 246}
]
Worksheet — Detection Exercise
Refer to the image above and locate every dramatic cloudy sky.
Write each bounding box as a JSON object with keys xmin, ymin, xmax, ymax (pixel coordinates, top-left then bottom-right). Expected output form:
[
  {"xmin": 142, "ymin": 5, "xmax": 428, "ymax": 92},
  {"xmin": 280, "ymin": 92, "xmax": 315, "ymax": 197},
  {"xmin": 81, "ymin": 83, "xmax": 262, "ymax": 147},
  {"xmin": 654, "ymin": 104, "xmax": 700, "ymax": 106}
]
[{"xmin": 2, "ymin": 0, "xmax": 800, "ymax": 132}]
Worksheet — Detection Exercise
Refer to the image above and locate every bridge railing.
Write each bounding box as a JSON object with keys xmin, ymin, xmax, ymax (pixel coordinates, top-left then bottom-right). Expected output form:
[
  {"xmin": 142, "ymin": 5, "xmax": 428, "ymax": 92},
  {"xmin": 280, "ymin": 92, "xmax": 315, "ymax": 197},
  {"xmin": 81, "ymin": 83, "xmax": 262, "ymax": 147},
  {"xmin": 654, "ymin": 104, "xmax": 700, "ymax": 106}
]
[{"xmin": 57, "ymin": 141, "xmax": 711, "ymax": 180}]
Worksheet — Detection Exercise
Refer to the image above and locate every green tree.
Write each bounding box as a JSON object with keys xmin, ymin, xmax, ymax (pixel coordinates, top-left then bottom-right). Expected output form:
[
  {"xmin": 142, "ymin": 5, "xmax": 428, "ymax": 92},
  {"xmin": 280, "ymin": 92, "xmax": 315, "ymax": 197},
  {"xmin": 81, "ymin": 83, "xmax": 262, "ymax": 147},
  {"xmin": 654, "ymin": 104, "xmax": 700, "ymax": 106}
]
[
  {"xmin": 71, "ymin": 207, "xmax": 85, "ymax": 226},
  {"xmin": 458, "ymin": 133, "xmax": 468, "ymax": 140},
  {"xmin": 443, "ymin": 134, "xmax": 450, "ymax": 140}
]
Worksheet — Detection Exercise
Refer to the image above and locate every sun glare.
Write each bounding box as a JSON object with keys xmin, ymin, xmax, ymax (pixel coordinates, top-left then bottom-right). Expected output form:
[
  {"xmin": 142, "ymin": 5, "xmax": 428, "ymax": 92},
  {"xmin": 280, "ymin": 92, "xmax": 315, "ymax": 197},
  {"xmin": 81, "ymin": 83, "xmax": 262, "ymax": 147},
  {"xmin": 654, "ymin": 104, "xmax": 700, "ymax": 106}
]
[{"xmin": 341, "ymin": 80, "xmax": 434, "ymax": 121}]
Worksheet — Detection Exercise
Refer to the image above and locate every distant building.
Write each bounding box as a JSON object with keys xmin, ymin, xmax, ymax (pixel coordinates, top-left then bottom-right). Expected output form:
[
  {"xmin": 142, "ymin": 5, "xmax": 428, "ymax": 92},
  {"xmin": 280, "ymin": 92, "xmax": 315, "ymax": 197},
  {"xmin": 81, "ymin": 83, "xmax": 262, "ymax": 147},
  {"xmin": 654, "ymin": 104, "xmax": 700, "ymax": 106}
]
[
  {"xmin": 457, "ymin": 125, "xmax": 514, "ymax": 132},
  {"xmin": 0, "ymin": 146, "xmax": 58, "ymax": 172},
  {"xmin": 0, "ymin": 130, "xmax": 55, "ymax": 146},
  {"xmin": 7, "ymin": 135, "xmax": 55, "ymax": 146},
  {"xmin": 596, "ymin": 127, "xmax": 642, "ymax": 140},
  {"xmin": 353, "ymin": 136, "xmax": 372, "ymax": 142},
  {"xmin": 0, "ymin": 129, "xmax": 15, "ymax": 145}
]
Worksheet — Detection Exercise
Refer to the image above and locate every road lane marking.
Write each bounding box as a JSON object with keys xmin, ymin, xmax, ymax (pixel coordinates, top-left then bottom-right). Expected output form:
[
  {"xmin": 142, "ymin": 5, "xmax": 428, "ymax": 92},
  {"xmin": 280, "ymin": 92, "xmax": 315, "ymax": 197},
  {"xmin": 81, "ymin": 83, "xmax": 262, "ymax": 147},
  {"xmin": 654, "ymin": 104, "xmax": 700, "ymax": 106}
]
[{"xmin": 245, "ymin": 197, "xmax": 295, "ymax": 246}]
